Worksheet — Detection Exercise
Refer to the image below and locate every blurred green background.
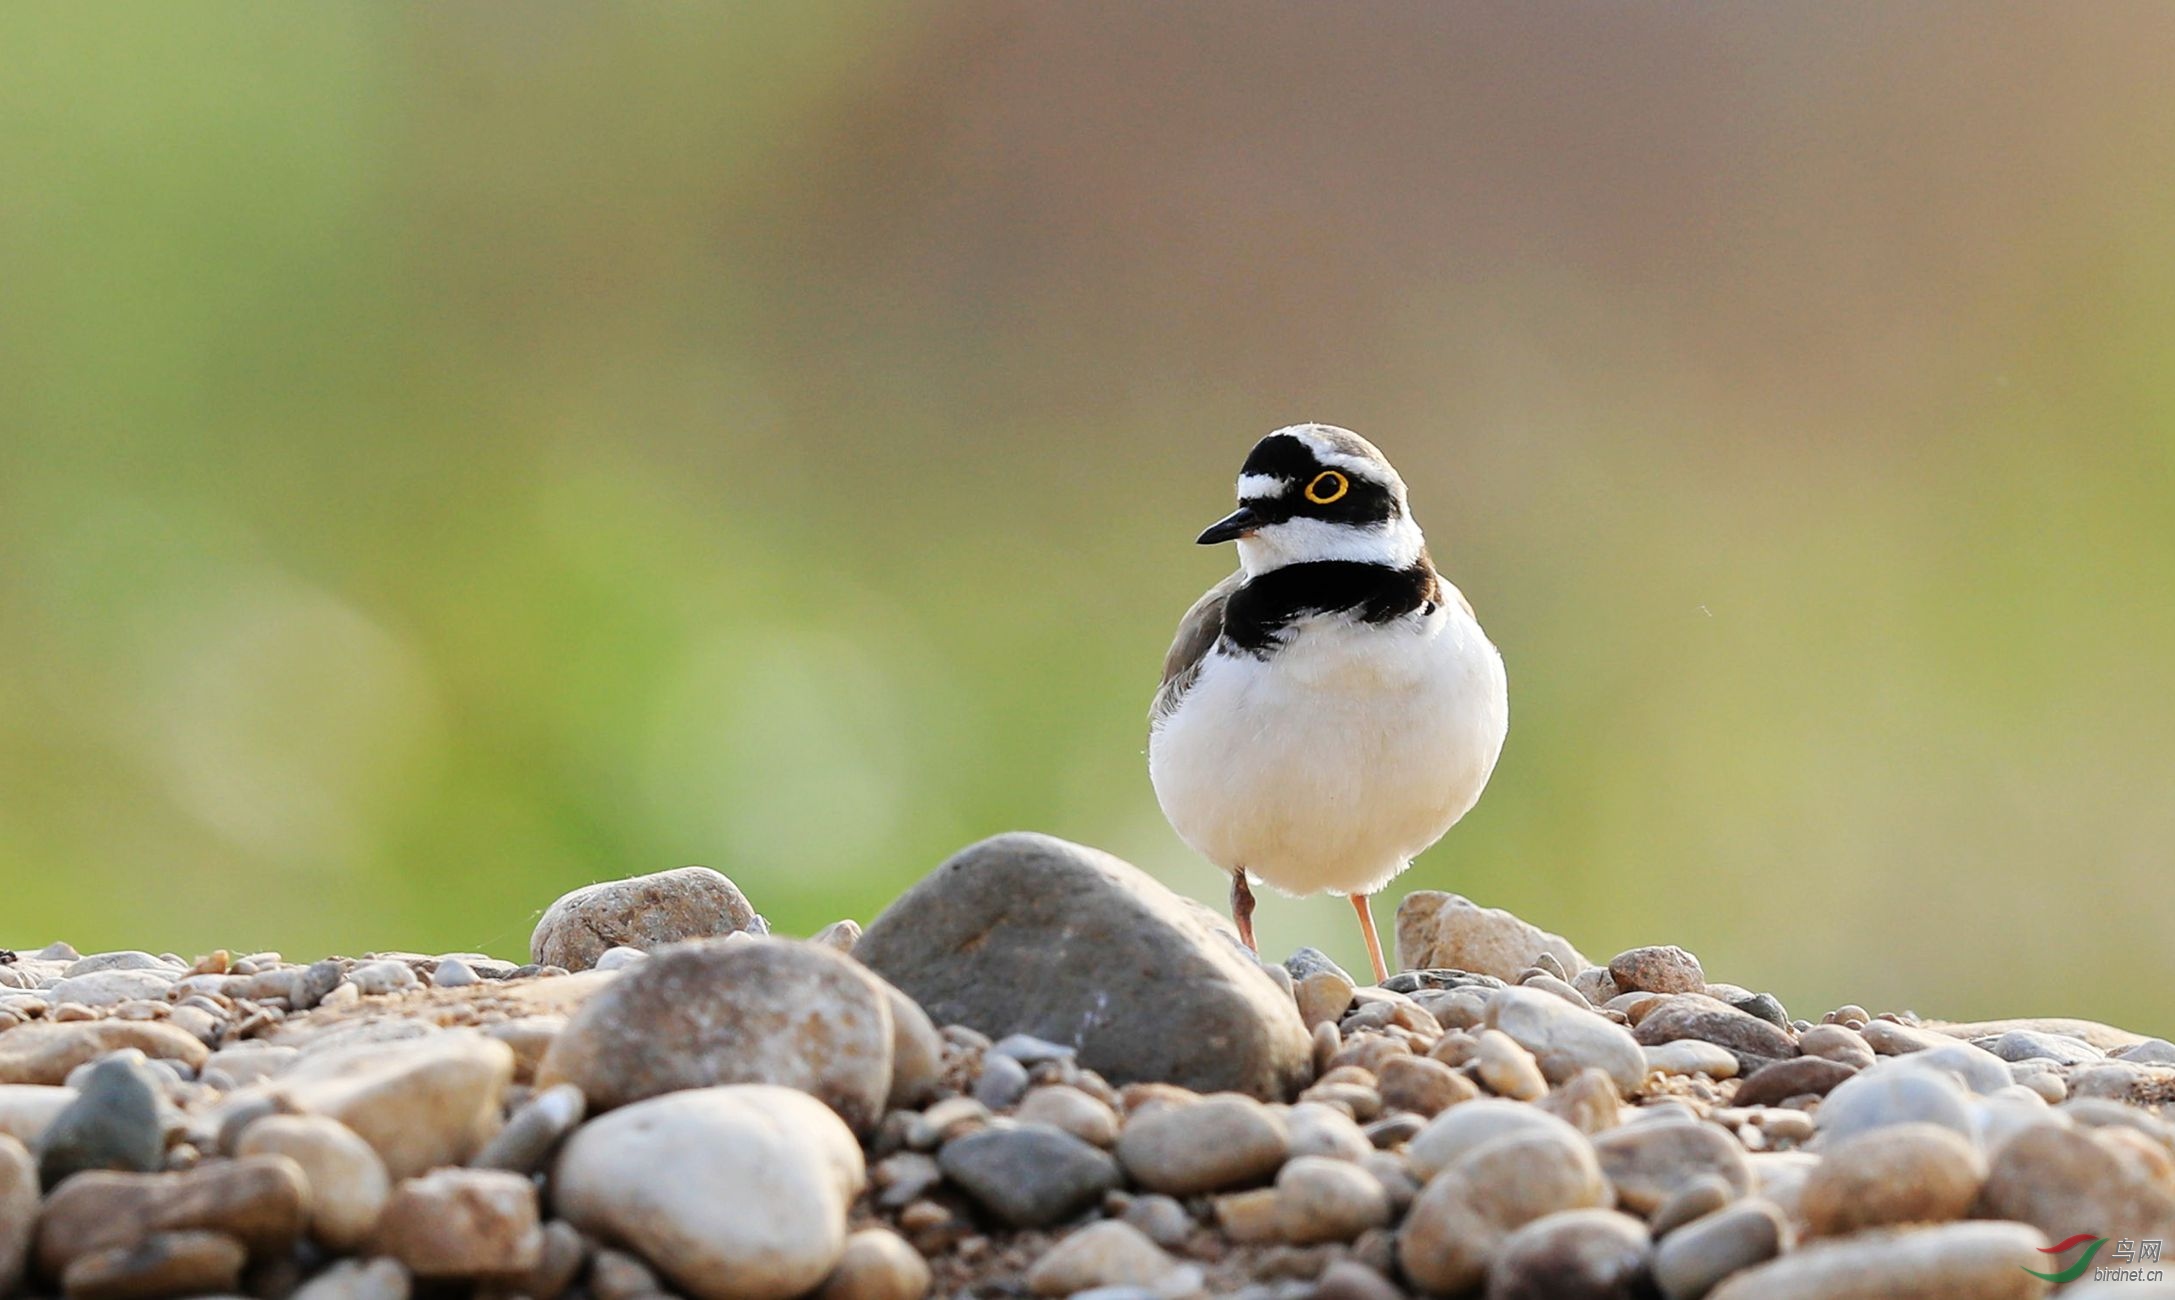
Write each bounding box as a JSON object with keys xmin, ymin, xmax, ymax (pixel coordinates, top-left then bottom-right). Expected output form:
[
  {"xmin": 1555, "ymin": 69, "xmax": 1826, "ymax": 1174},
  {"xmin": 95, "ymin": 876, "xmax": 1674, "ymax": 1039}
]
[{"xmin": 3, "ymin": 4, "xmax": 2171, "ymax": 1032}]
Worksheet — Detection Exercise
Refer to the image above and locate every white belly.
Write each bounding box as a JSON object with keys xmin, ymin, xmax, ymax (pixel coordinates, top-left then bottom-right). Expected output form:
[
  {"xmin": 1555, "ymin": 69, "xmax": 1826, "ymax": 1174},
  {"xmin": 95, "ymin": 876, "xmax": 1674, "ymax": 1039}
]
[{"xmin": 1149, "ymin": 599, "xmax": 1509, "ymax": 897}]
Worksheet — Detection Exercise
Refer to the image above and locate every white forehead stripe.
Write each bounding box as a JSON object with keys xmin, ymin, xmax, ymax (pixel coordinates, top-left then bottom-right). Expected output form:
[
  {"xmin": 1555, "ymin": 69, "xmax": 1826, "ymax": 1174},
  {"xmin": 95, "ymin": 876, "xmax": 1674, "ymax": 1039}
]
[{"xmin": 1236, "ymin": 473, "xmax": 1291, "ymax": 500}]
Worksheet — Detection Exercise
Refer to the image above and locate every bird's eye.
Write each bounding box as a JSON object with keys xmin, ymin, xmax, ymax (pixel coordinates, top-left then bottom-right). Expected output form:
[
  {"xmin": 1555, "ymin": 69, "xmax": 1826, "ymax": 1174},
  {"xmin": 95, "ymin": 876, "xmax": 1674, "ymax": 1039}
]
[{"xmin": 1304, "ymin": 471, "xmax": 1349, "ymax": 505}]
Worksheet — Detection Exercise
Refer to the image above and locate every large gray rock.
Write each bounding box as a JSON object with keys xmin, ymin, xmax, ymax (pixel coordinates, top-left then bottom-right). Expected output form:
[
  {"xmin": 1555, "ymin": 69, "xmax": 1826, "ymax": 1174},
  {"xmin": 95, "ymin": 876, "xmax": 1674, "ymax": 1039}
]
[
  {"xmin": 855, "ymin": 834, "xmax": 1311, "ymax": 1099},
  {"xmin": 536, "ymin": 938, "xmax": 895, "ymax": 1134},
  {"xmin": 530, "ymin": 866, "xmax": 761, "ymax": 971}
]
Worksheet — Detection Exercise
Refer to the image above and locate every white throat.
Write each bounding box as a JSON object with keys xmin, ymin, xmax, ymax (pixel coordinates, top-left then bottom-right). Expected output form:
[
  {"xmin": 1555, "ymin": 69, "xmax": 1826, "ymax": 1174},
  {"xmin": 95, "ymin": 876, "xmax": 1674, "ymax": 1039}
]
[{"xmin": 1237, "ymin": 515, "xmax": 1426, "ymax": 578}]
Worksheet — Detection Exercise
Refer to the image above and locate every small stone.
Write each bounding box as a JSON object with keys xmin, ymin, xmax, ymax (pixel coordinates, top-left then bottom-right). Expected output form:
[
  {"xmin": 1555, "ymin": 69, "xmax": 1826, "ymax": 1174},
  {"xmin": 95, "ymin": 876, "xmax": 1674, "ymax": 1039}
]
[
  {"xmin": 2117, "ymin": 1038, "xmax": 2175, "ymax": 1065},
  {"xmin": 1397, "ymin": 1125, "xmax": 1609, "ymax": 1295},
  {"xmin": 1276, "ymin": 1155, "xmax": 1391, "ymax": 1244},
  {"xmin": 991, "ymin": 1034, "xmax": 1077, "ymax": 1067},
  {"xmin": 37, "ymin": 1052, "xmax": 167, "ymax": 1188},
  {"xmin": 536, "ymin": 938, "xmax": 894, "ymax": 1134},
  {"xmin": 1649, "ymin": 1174, "xmax": 1733, "ymax": 1238},
  {"xmin": 291, "ymin": 1257, "xmax": 412, "ymax": 1300},
  {"xmin": 530, "ymin": 866, "xmax": 761, "ymax": 971},
  {"xmin": 1377, "ymin": 1054, "xmax": 1476, "ymax": 1117},
  {"xmin": 272, "ymin": 1031, "xmax": 515, "ymax": 1178},
  {"xmin": 1593, "ymin": 1120, "xmax": 1752, "ymax": 1215},
  {"xmin": 1633, "ymin": 996, "xmax": 1797, "ymax": 1073},
  {"xmin": 883, "ymin": 987, "xmax": 945, "ymax": 1112},
  {"xmin": 1571, "ymin": 967, "xmax": 1621, "ymax": 1007},
  {"xmin": 1726, "ymin": 993, "xmax": 1789, "ymax": 1029},
  {"xmin": 0, "ymin": 1021, "xmax": 210, "ymax": 1086},
  {"xmin": 1608, "ymin": 947, "xmax": 1705, "ymax": 996},
  {"xmin": 590, "ymin": 1247, "xmax": 663, "ymax": 1300},
  {"xmin": 553, "ymin": 1085, "xmax": 866, "ymax": 1300},
  {"xmin": 974, "ymin": 1053, "xmax": 1030, "ymax": 1110},
  {"xmin": 1652, "ymin": 1198, "xmax": 1786, "ymax": 1300},
  {"xmin": 939, "ymin": 1123, "xmax": 1121, "ymax": 1229},
  {"xmin": 592, "ymin": 946, "xmax": 648, "ymax": 972},
  {"xmin": 369, "ymin": 1168, "xmax": 541, "ymax": 1278},
  {"xmin": 816, "ymin": 1228, "xmax": 930, "ymax": 1300},
  {"xmin": 1707, "ymin": 1221, "xmax": 2050, "ymax": 1300},
  {"xmin": 470, "ymin": 1081, "xmax": 585, "ymax": 1174},
  {"xmin": 1409, "ymin": 1099, "xmax": 1588, "ymax": 1181},
  {"xmin": 1643, "ymin": 1041, "xmax": 1740, "ymax": 1080},
  {"xmin": 1485, "ymin": 1207, "xmax": 1650, "ymax": 1300},
  {"xmin": 46, "ymin": 969, "xmax": 180, "ymax": 1009},
  {"xmin": 62, "ymin": 1229, "xmax": 245, "ymax": 1300},
  {"xmin": 234, "ymin": 1115, "xmax": 391, "ymax": 1251},
  {"xmin": 1298, "ymin": 970, "xmax": 1359, "ymax": 1031},
  {"xmin": 1892, "ymin": 1041, "xmax": 2012, "ymax": 1095},
  {"xmin": 1394, "ymin": 893, "xmax": 1589, "ymax": 982},
  {"xmin": 856, "ymin": 834, "xmax": 1312, "ymax": 1099},
  {"xmin": 1537, "ymin": 1068, "xmax": 1622, "ymax": 1135},
  {"xmin": 1025, "ymin": 1221, "xmax": 1174, "ymax": 1296},
  {"xmin": 870, "ymin": 1152, "xmax": 943, "ymax": 1209},
  {"xmin": 1, "ymin": 1134, "xmax": 34, "ymax": 1296},
  {"xmin": 1795, "ymin": 1025, "xmax": 1876, "ymax": 1070},
  {"xmin": 348, "ymin": 960, "xmax": 419, "ymax": 996},
  {"xmin": 35, "ymin": 1156, "xmax": 308, "ymax": 1277},
  {"xmin": 1799, "ymin": 1123, "xmax": 1984, "ymax": 1236},
  {"xmin": 1815, "ymin": 1063, "xmax": 1972, "ymax": 1144},
  {"xmin": 1980, "ymin": 1122, "xmax": 2175, "ymax": 1258},
  {"xmin": 1485, "ymin": 986, "xmax": 1646, "ymax": 1093},
  {"xmin": 1286, "ymin": 1101, "xmax": 1373, "ymax": 1162},
  {"xmin": 1121, "ymin": 1194, "xmax": 1194, "ymax": 1248},
  {"xmin": 1016, "ymin": 1085, "xmax": 1119, "ymax": 1147},
  {"xmin": 427, "ymin": 958, "xmax": 478, "ymax": 989},
  {"xmin": 1117, "ymin": 1093, "xmax": 1290, "ymax": 1195},
  {"xmin": 1731, "ymin": 1056, "xmax": 1857, "ymax": 1107},
  {"xmin": 1472, "ymin": 1029, "xmax": 1549, "ymax": 1101},
  {"xmin": 1316, "ymin": 1259, "xmax": 1404, "ymax": 1300},
  {"xmin": 1212, "ymin": 1187, "xmax": 1286, "ymax": 1243},
  {"xmin": 812, "ymin": 919, "xmax": 864, "ymax": 953},
  {"xmin": 0, "ymin": 1084, "xmax": 76, "ymax": 1148}
]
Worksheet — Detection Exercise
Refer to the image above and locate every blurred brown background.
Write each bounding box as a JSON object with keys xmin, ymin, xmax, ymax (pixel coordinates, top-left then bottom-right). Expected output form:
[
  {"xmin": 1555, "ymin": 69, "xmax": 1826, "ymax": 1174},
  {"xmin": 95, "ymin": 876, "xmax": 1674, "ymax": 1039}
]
[{"xmin": 3, "ymin": 4, "xmax": 2171, "ymax": 1029}]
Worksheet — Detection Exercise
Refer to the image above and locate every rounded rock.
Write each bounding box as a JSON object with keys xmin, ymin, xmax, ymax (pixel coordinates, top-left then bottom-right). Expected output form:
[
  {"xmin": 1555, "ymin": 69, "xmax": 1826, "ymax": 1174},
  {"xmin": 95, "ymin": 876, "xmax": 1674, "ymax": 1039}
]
[
  {"xmin": 1816, "ymin": 1064, "xmax": 1972, "ymax": 1145},
  {"xmin": 1486, "ymin": 1208, "xmax": 1651, "ymax": 1300},
  {"xmin": 1608, "ymin": 946, "xmax": 1705, "ymax": 996},
  {"xmin": 234, "ymin": 1115, "xmax": 391, "ymax": 1251},
  {"xmin": 1398, "ymin": 1127, "xmax": 1609, "ymax": 1295},
  {"xmin": 1593, "ymin": 1119, "xmax": 1752, "ymax": 1216},
  {"xmin": 1024, "ymin": 1220, "xmax": 1174, "ymax": 1297},
  {"xmin": 36, "ymin": 1053, "xmax": 166, "ymax": 1188},
  {"xmin": 1117, "ymin": 1094, "xmax": 1290, "ymax": 1196},
  {"xmin": 536, "ymin": 937, "xmax": 894, "ymax": 1134},
  {"xmin": 1799, "ymin": 1123, "xmax": 1984, "ymax": 1237},
  {"xmin": 530, "ymin": 866, "xmax": 760, "ymax": 972},
  {"xmin": 1486, "ymin": 986, "xmax": 1647, "ymax": 1093},
  {"xmin": 815, "ymin": 1228, "xmax": 930, "ymax": 1300},
  {"xmin": 1277, "ymin": 1155, "xmax": 1392, "ymax": 1243},
  {"xmin": 0, "ymin": 1134, "xmax": 34, "ymax": 1296},
  {"xmin": 553, "ymin": 1085, "xmax": 866, "ymax": 1300},
  {"xmin": 1652, "ymin": 1198, "xmax": 1787, "ymax": 1300},
  {"xmin": 1016, "ymin": 1085, "xmax": 1120, "ymax": 1147},
  {"xmin": 938, "ymin": 1123, "xmax": 1121, "ymax": 1228},
  {"xmin": 1707, "ymin": 1221, "xmax": 2050, "ymax": 1300}
]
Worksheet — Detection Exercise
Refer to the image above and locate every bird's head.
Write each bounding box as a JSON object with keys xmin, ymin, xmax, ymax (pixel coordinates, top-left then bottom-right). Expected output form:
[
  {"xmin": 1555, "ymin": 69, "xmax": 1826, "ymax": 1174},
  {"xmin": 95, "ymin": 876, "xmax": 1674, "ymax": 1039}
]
[{"xmin": 1197, "ymin": 424, "xmax": 1423, "ymax": 576}]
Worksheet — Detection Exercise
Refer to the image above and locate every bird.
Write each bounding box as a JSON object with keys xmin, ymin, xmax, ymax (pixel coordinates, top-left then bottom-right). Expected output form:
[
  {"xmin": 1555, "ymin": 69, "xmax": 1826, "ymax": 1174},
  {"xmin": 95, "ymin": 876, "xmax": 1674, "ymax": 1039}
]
[{"xmin": 1148, "ymin": 424, "xmax": 1509, "ymax": 983}]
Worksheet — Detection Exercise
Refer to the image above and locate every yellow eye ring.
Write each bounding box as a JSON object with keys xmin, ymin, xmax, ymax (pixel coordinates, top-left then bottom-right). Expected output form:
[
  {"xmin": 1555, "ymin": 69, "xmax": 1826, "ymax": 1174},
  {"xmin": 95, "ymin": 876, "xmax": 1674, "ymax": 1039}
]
[{"xmin": 1304, "ymin": 470, "xmax": 1349, "ymax": 505}]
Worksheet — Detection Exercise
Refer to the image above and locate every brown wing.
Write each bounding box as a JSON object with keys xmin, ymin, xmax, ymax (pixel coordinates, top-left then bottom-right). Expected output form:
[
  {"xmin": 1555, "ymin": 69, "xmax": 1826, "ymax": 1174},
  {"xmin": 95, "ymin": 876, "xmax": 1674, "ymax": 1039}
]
[{"xmin": 1151, "ymin": 571, "xmax": 1243, "ymax": 726}]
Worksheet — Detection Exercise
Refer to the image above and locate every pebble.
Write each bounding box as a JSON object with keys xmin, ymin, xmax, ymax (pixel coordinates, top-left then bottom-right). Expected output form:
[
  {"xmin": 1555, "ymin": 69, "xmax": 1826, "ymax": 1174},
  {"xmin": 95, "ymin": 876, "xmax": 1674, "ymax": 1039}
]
[
  {"xmin": 62, "ymin": 952, "xmax": 173, "ymax": 978},
  {"xmin": 470, "ymin": 1080, "xmax": 586, "ymax": 1174},
  {"xmin": 234, "ymin": 1114, "xmax": 391, "ymax": 1250},
  {"xmin": 272, "ymin": 1030, "xmax": 515, "ymax": 1178},
  {"xmin": 537, "ymin": 938, "xmax": 894, "ymax": 1133},
  {"xmin": 1117, "ymin": 1093, "xmax": 1290, "ymax": 1195},
  {"xmin": 1980, "ymin": 1122, "xmax": 2175, "ymax": 1254},
  {"xmin": 1731, "ymin": 1056, "xmax": 1857, "ymax": 1107},
  {"xmin": 1592, "ymin": 1119, "xmax": 1752, "ymax": 1215},
  {"xmin": 1632, "ymin": 996, "xmax": 1797, "ymax": 1073},
  {"xmin": 1016, "ymin": 1085, "xmax": 1120, "ymax": 1147},
  {"xmin": 1891, "ymin": 1040, "xmax": 2012, "ymax": 1095},
  {"xmin": 1649, "ymin": 1174, "xmax": 1733, "ymax": 1237},
  {"xmin": 530, "ymin": 865, "xmax": 761, "ymax": 971},
  {"xmin": 1214, "ymin": 1187, "xmax": 1286, "ymax": 1243},
  {"xmin": 1408, "ymin": 1099, "xmax": 1587, "ymax": 1180},
  {"xmin": 370, "ymin": 1168, "xmax": 542, "ymax": 1278},
  {"xmin": 36, "ymin": 1052, "xmax": 167, "ymax": 1188},
  {"xmin": 0, "ymin": 1135, "xmax": 33, "ymax": 1295},
  {"xmin": 811, "ymin": 919, "xmax": 864, "ymax": 953},
  {"xmin": 1377, "ymin": 1054, "xmax": 1478, "ymax": 1116},
  {"xmin": 0, "ymin": 1021, "xmax": 211, "ymax": 1087},
  {"xmin": 1485, "ymin": 986, "xmax": 1647, "ymax": 1092},
  {"xmin": 1538, "ymin": 1068, "xmax": 1622, "ymax": 1134},
  {"xmin": 857, "ymin": 834, "xmax": 1311, "ymax": 1099},
  {"xmin": 348, "ymin": 960, "xmax": 420, "ymax": 996},
  {"xmin": 1643, "ymin": 1041, "xmax": 1740, "ymax": 1080},
  {"xmin": 62, "ymin": 1229, "xmax": 245, "ymax": 1300},
  {"xmin": 1815, "ymin": 1063, "xmax": 1972, "ymax": 1144},
  {"xmin": 1707, "ymin": 1221, "xmax": 2051, "ymax": 1300},
  {"xmin": 1608, "ymin": 946, "xmax": 1705, "ymax": 996},
  {"xmin": 1394, "ymin": 892, "xmax": 1589, "ymax": 982},
  {"xmin": 939, "ymin": 1123, "xmax": 1122, "ymax": 1228},
  {"xmin": 1652, "ymin": 1198, "xmax": 1786, "ymax": 1300},
  {"xmin": 290, "ymin": 1257, "xmax": 412, "ymax": 1300},
  {"xmin": 974, "ymin": 1052, "xmax": 1030, "ymax": 1110},
  {"xmin": 1122, "ymin": 1194, "xmax": 1195, "ymax": 1248},
  {"xmin": 1485, "ymin": 1207, "xmax": 1650, "ymax": 1300},
  {"xmin": 554, "ymin": 1085, "xmax": 866, "ymax": 1300},
  {"xmin": 1298, "ymin": 970, "xmax": 1358, "ymax": 1030},
  {"xmin": 2117, "ymin": 1037, "xmax": 2175, "ymax": 1065},
  {"xmin": 593, "ymin": 946, "xmax": 649, "ymax": 972},
  {"xmin": 871, "ymin": 1152, "xmax": 943, "ymax": 1209},
  {"xmin": 883, "ymin": 986, "xmax": 946, "ymax": 1112},
  {"xmin": 1795, "ymin": 1024, "xmax": 1877, "ymax": 1070},
  {"xmin": 1025, "ymin": 1221, "xmax": 1175, "ymax": 1296},
  {"xmin": 35, "ymin": 1155, "xmax": 308, "ymax": 1277},
  {"xmin": 430, "ymin": 957, "xmax": 479, "ymax": 988},
  {"xmin": 0, "ymin": 1084, "xmax": 76, "ymax": 1148},
  {"xmin": 1398, "ymin": 1124, "xmax": 1608, "ymax": 1295},
  {"xmin": 816, "ymin": 1228, "xmax": 931, "ymax": 1300},
  {"xmin": 1472, "ymin": 1029, "xmax": 1549, "ymax": 1101},
  {"xmin": 46, "ymin": 969, "xmax": 180, "ymax": 1009},
  {"xmin": 1287, "ymin": 1101, "xmax": 1373, "ymax": 1162},
  {"xmin": 1799, "ymin": 1123, "xmax": 1985, "ymax": 1236},
  {"xmin": 1276, "ymin": 1155, "xmax": 1391, "ymax": 1243},
  {"xmin": 1859, "ymin": 1019, "xmax": 1954, "ymax": 1055}
]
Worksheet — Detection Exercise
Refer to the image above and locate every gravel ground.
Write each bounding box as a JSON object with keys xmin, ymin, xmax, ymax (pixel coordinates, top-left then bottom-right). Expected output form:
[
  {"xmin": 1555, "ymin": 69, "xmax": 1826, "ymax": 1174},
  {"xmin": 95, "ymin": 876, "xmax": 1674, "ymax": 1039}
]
[{"xmin": 3, "ymin": 831, "xmax": 2172, "ymax": 1300}]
